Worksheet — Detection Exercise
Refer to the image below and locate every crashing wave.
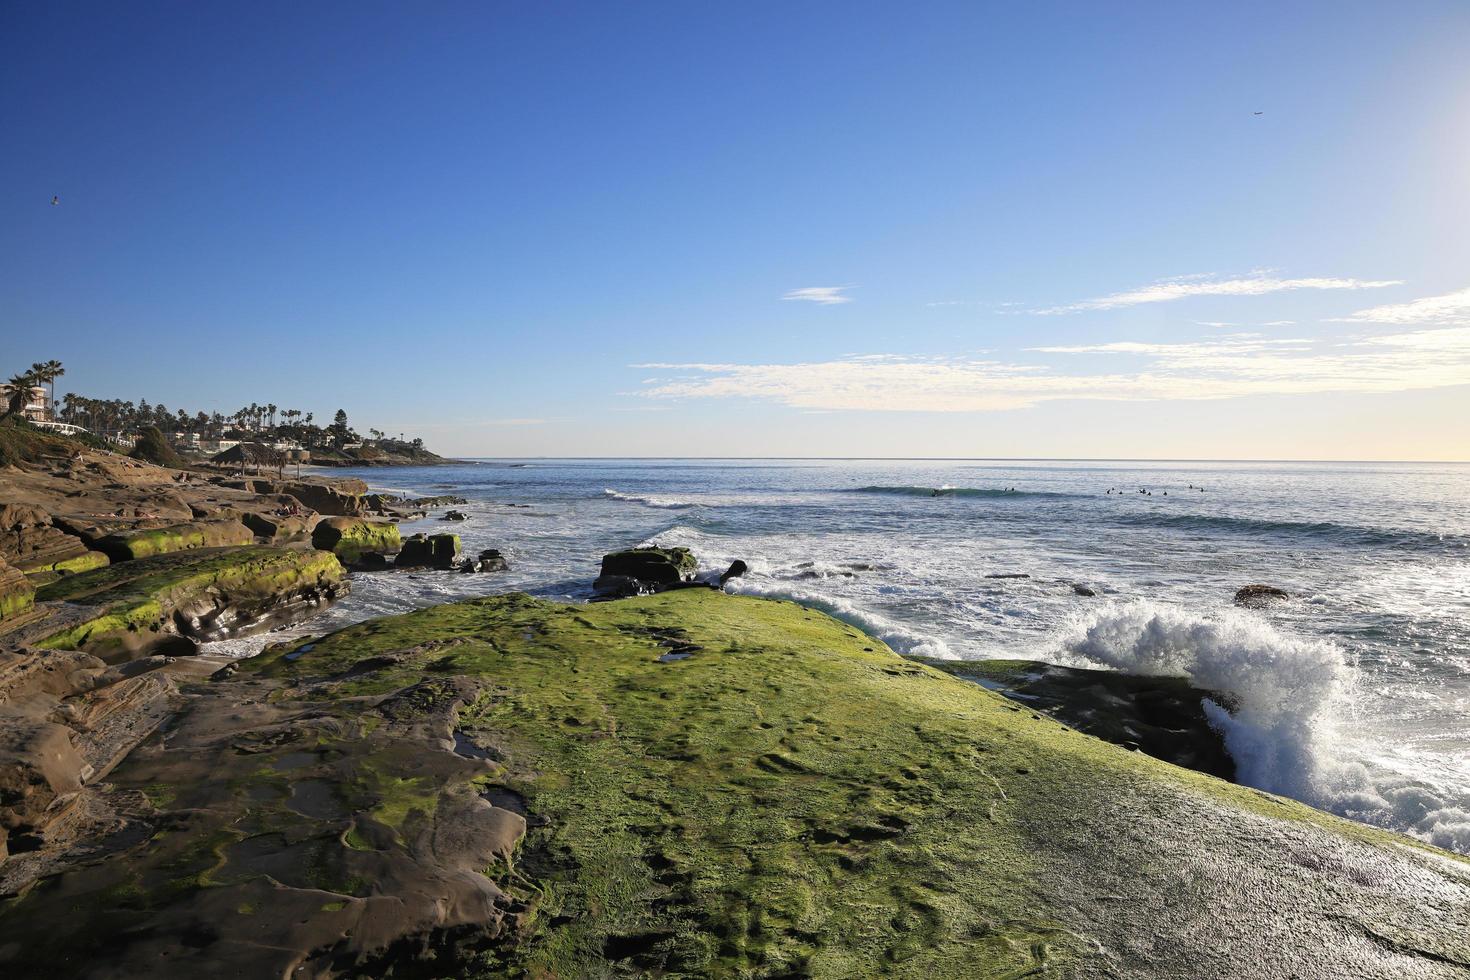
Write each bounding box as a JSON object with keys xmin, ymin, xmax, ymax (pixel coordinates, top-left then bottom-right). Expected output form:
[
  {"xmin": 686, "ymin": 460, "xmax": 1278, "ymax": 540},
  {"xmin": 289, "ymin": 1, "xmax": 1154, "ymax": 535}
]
[{"xmin": 1058, "ymin": 600, "xmax": 1469, "ymax": 853}]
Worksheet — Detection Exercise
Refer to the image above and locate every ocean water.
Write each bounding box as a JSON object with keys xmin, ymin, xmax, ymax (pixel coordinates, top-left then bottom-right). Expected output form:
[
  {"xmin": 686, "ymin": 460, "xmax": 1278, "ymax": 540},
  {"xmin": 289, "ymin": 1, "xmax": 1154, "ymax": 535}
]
[{"xmin": 206, "ymin": 458, "xmax": 1470, "ymax": 853}]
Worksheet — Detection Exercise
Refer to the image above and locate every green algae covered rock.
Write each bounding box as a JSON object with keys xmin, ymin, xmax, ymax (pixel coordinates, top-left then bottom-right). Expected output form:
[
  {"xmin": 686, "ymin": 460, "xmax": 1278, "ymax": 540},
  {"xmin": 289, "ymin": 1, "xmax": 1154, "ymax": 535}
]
[
  {"xmin": 310, "ymin": 516, "xmax": 401, "ymax": 566},
  {"xmin": 94, "ymin": 519, "xmax": 254, "ymax": 562},
  {"xmin": 4, "ymin": 590, "xmax": 1467, "ymax": 978},
  {"xmin": 31, "ymin": 546, "xmax": 347, "ymax": 660},
  {"xmin": 395, "ymin": 532, "xmax": 461, "ymax": 569},
  {"xmin": 0, "ymin": 556, "xmax": 34, "ymax": 622}
]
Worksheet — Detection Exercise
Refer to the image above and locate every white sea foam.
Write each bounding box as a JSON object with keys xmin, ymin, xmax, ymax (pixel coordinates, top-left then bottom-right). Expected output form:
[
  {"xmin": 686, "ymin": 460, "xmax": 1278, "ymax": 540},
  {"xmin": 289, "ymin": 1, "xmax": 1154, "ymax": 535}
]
[
  {"xmin": 1057, "ymin": 600, "xmax": 1470, "ymax": 850},
  {"xmin": 604, "ymin": 488, "xmax": 695, "ymax": 509},
  {"xmin": 729, "ymin": 577, "xmax": 954, "ymax": 658}
]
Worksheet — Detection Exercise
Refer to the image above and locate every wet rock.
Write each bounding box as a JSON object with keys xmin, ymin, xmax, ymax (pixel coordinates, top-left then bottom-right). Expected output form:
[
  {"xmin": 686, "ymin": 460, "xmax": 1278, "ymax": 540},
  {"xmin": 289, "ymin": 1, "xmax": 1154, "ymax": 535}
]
[
  {"xmin": 1234, "ymin": 584, "xmax": 1290, "ymax": 608},
  {"xmin": 920, "ymin": 658, "xmax": 1236, "ymax": 781},
  {"xmin": 396, "ymin": 533, "xmax": 462, "ymax": 570},
  {"xmin": 596, "ymin": 547, "xmax": 697, "ymax": 595},
  {"xmin": 461, "ymin": 549, "xmax": 508, "ymax": 573},
  {"xmin": 1072, "ymin": 583, "xmax": 1097, "ymax": 597},
  {"xmin": 718, "ymin": 560, "xmax": 748, "ymax": 585},
  {"xmin": 442, "ymin": 510, "xmax": 469, "ymax": 522}
]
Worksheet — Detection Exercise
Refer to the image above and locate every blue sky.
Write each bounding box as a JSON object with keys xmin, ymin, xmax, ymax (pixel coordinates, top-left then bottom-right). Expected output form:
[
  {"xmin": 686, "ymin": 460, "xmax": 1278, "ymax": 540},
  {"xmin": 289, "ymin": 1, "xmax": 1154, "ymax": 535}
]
[{"xmin": 3, "ymin": 1, "xmax": 1468, "ymax": 459}]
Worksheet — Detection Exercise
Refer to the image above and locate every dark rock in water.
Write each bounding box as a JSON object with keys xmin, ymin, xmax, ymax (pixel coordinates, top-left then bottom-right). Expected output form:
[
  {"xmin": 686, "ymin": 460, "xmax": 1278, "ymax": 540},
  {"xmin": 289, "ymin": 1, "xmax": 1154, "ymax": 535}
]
[
  {"xmin": 442, "ymin": 510, "xmax": 469, "ymax": 522},
  {"xmin": 596, "ymin": 547, "xmax": 697, "ymax": 596},
  {"xmin": 916, "ymin": 658, "xmax": 1236, "ymax": 782},
  {"xmin": 718, "ymin": 560, "xmax": 748, "ymax": 585},
  {"xmin": 461, "ymin": 549, "xmax": 508, "ymax": 573},
  {"xmin": 985, "ymin": 573, "xmax": 1031, "ymax": 580},
  {"xmin": 356, "ymin": 552, "xmax": 390, "ymax": 571},
  {"xmin": 1234, "ymin": 584, "xmax": 1290, "ymax": 608},
  {"xmin": 396, "ymin": 533, "xmax": 462, "ymax": 570},
  {"xmin": 1072, "ymin": 583, "xmax": 1097, "ymax": 597}
]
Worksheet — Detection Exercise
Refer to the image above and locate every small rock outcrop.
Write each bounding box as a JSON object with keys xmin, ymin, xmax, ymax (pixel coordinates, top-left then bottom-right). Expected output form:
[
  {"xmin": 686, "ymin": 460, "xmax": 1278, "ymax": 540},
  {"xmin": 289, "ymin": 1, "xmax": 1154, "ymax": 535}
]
[
  {"xmin": 396, "ymin": 533, "xmax": 462, "ymax": 570},
  {"xmin": 1234, "ymin": 584, "xmax": 1290, "ymax": 608},
  {"xmin": 442, "ymin": 510, "xmax": 469, "ymax": 522},
  {"xmin": 273, "ymin": 479, "xmax": 368, "ymax": 517},
  {"xmin": 311, "ymin": 517, "xmax": 402, "ymax": 567},
  {"xmin": 594, "ymin": 546, "xmax": 698, "ymax": 596},
  {"xmin": 719, "ymin": 560, "xmax": 748, "ymax": 585}
]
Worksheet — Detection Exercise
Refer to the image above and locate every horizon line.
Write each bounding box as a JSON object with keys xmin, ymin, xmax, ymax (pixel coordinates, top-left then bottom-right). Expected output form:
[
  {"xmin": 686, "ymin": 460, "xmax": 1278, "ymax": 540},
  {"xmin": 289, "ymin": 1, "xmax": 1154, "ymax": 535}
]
[{"xmin": 438, "ymin": 455, "xmax": 1470, "ymax": 465}]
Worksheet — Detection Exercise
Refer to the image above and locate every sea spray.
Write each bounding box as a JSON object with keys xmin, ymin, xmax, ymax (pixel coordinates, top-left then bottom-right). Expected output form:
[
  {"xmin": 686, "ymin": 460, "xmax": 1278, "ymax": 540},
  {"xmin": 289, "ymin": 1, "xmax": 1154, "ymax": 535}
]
[{"xmin": 1060, "ymin": 600, "xmax": 1352, "ymax": 803}]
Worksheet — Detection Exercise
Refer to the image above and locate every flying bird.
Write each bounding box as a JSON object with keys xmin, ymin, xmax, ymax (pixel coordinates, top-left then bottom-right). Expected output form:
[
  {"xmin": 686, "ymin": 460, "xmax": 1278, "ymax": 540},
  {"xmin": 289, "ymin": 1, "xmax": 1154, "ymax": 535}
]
[
  {"xmin": 50, "ymin": 195, "xmax": 59, "ymax": 205},
  {"xmin": 1253, "ymin": 111, "xmax": 1264, "ymax": 115}
]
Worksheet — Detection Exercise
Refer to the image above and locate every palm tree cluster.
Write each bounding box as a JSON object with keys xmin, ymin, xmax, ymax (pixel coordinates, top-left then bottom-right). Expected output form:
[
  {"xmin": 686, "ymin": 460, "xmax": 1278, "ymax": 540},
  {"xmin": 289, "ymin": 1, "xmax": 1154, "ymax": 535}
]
[
  {"xmin": 2, "ymin": 360, "xmax": 65, "ymax": 420},
  {"xmin": 6, "ymin": 360, "xmax": 427, "ymax": 453}
]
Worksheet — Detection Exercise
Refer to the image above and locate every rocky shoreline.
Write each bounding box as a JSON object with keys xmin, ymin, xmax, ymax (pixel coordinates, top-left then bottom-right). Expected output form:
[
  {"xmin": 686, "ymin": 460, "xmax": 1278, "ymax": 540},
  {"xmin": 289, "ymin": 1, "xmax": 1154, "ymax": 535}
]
[{"xmin": 2, "ymin": 421, "xmax": 1469, "ymax": 977}]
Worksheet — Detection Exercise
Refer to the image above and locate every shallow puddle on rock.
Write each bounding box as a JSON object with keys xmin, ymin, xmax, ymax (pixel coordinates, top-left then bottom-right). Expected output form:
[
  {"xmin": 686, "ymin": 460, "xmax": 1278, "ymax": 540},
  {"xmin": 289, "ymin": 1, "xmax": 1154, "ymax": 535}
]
[
  {"xmin": 274, "ymin": 751, "xmax": 319, "ymax": 770},
  {"xmin": 452, "ymin": 731, "xmax": 496, "ymax": 760}
]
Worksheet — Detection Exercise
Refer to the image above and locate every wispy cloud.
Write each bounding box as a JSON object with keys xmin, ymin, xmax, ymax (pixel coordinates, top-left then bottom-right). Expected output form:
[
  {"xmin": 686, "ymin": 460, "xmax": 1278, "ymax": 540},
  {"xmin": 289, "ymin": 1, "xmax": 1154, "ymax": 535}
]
[
  {"xmin": 634, "ymin": 326, "xmax": 1470, "ymax": 413},
  {"xmin": 1333, "ymin": 286, "xmax": 1470, "ymax": 326},
  {"xmin": 1036, "ymin": 274, "xmax": 1401, "ymax": 314},
  {"xmin": 783, "ymin": 286, "xmax": 852, "ymax": 306}
]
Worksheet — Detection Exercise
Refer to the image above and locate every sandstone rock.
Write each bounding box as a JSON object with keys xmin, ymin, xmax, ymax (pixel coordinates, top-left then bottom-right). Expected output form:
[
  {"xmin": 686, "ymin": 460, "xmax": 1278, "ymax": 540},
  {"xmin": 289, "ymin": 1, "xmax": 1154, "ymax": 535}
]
[
  {"xmin": 273, "ymin": 479, "xmax": 367, "ymax": 516},
  {"xmin": 0, "ymin": 557, "xmax": 35, "ymax": 622},
  {"xmin": 94, "ymin": 520, "xmax": 254, "ymax": 562},
  {"xmin": 240, "ymin": 511, "xmax": 318, "ymax": 544}
]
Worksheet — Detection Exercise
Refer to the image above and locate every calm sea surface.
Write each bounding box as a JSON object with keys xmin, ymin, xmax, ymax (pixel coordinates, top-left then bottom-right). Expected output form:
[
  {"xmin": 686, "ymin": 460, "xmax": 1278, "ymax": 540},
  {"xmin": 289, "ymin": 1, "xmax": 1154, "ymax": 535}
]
[{"xmin": 207, "ymin": 458, "xmax": 1470, "ymax": 852}]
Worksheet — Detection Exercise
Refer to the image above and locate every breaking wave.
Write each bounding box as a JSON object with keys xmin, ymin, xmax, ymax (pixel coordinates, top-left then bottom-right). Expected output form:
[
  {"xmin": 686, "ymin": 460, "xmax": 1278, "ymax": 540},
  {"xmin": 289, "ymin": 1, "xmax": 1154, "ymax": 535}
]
[
  {"xmin": 603, "ymin": 488, "xmax": 696, "ymax": 510},
  {"xmin": 1059, "ymin": 600, "xmax": 1470, "ymax": 853}
]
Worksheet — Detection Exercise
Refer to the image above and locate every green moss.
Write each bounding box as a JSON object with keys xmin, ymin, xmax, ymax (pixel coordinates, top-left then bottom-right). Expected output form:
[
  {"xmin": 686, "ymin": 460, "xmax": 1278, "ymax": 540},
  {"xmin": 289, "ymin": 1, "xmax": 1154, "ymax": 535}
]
[
  {"xmin": 35, "ymin": 546, "xmax": 344, "ymax": 655},
  {"xmin": 97, "ymin": 521, "xmax": 253, "ymax": 562},
  {"xmin": 20, "ymin": 550, "xmax": 110, "ymax": 578},
  {"xmin": 310, "ymin": 518, "xmax": 401, "ymax": 564}
]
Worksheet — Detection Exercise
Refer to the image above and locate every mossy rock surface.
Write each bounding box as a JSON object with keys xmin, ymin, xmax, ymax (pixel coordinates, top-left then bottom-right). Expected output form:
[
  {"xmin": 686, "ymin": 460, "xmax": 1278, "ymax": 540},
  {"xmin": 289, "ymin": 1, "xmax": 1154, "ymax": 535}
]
[
  {"xmin": 311, "ymin": 517, "xmax": 402, "ymax": 565},
  {"xmin": 3, "ymin": 591, "xmax": 1466, "ymax": 978},
  {"xmin": 95, "ymin": 519, "xmax": 254, "ymax": 562},
  {"xmin": 19, "ymin": 549, "xmax": 110, "ymax": 580},
  {"xmin": 32, "ymin": 546, "xmax": 346, "ymax": 659}
]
